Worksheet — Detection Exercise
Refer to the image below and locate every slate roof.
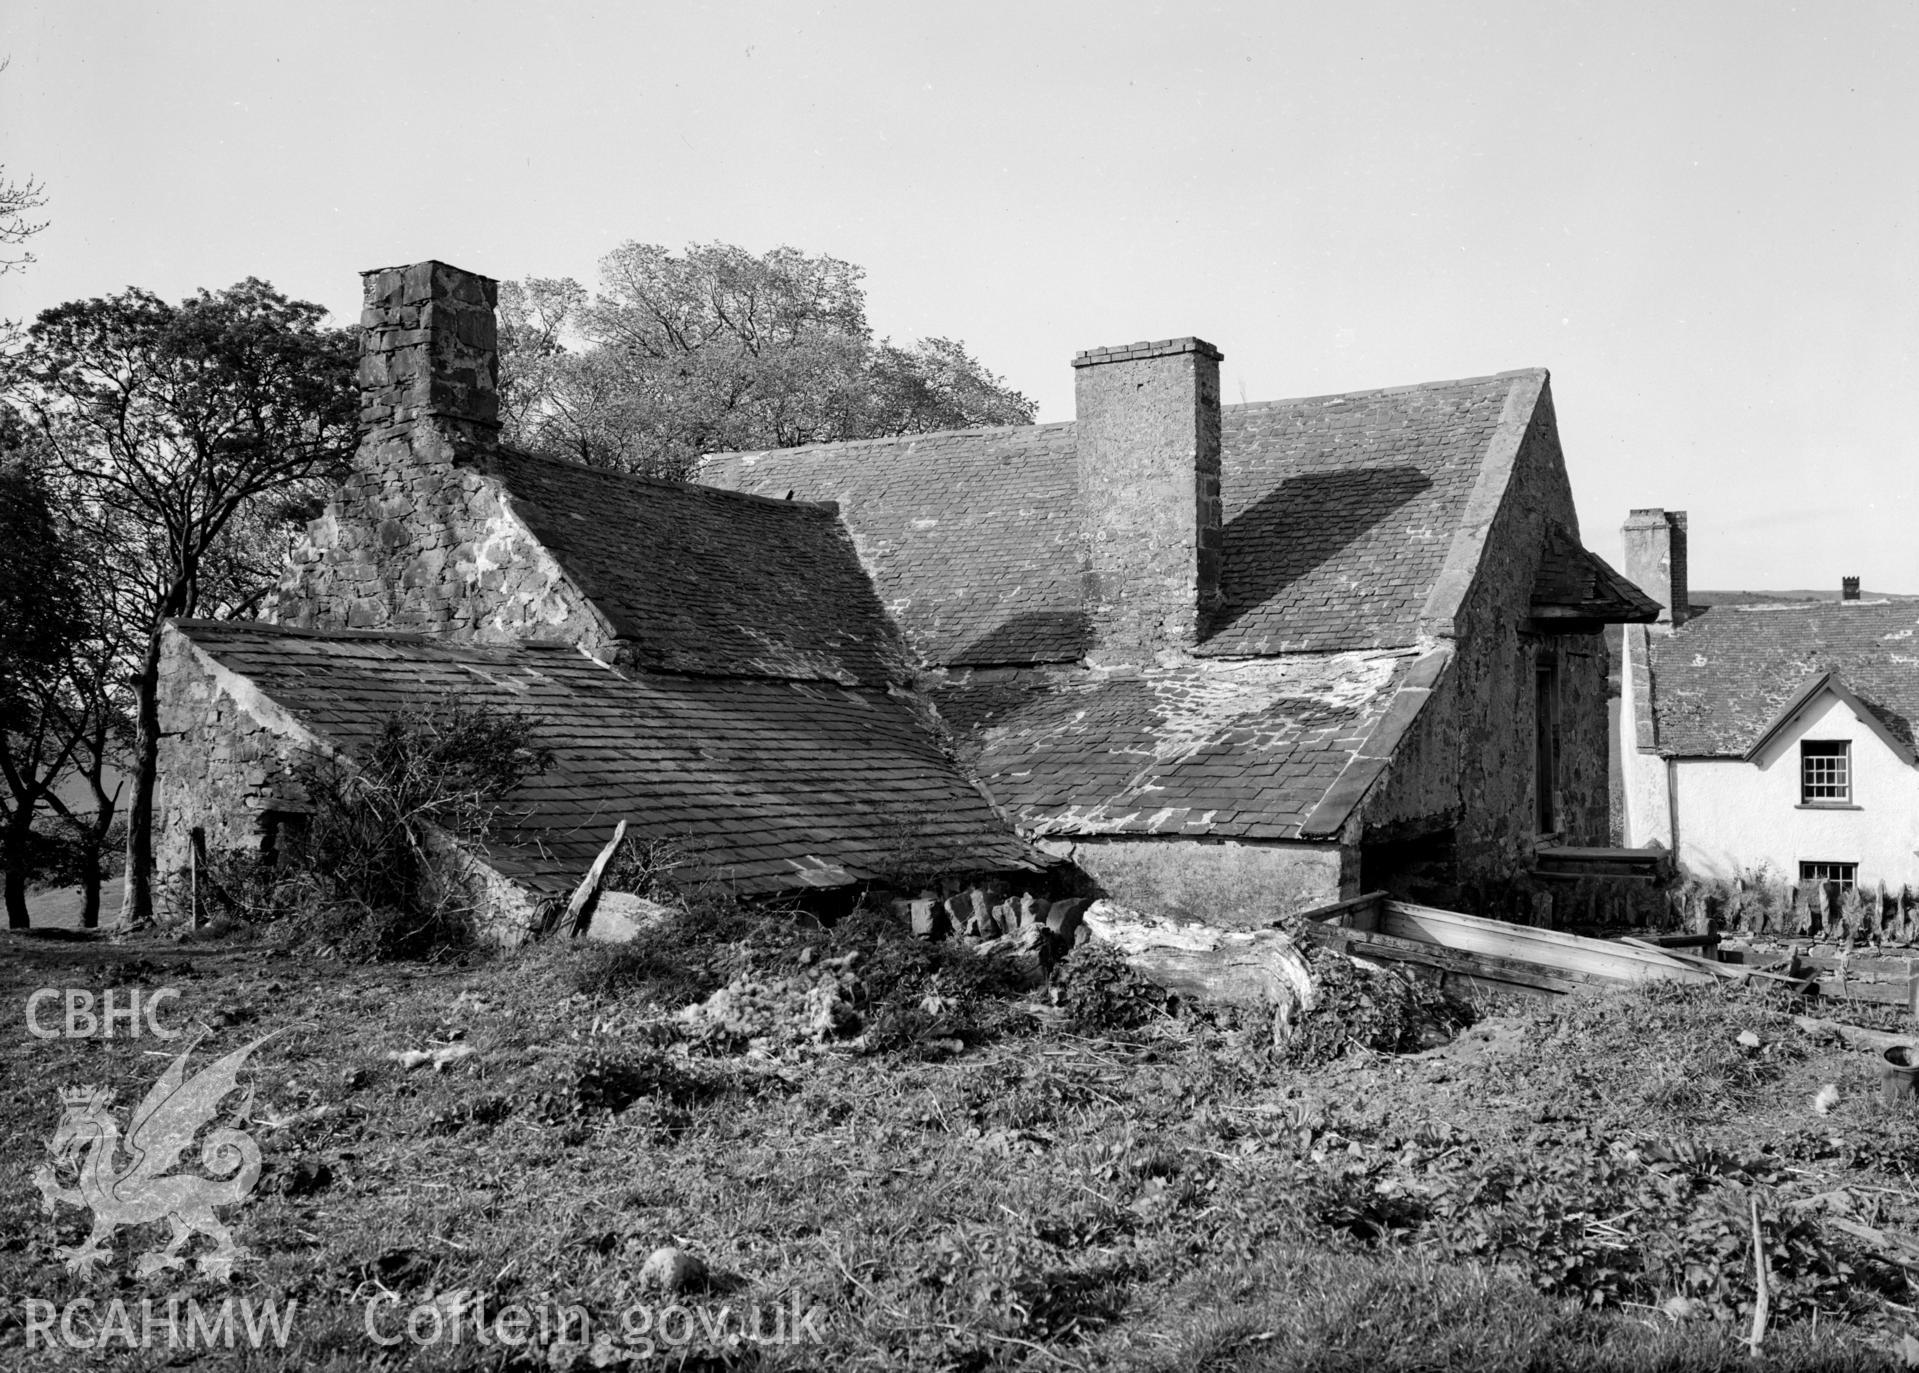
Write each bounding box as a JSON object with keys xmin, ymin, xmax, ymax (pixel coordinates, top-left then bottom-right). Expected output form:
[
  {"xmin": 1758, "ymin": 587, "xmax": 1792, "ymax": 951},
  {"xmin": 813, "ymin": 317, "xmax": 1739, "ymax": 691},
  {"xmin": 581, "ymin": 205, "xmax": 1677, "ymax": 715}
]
[
  {"xmin": 176, "ymin": 621, "xmax": 1038, "ymax": 896},
  {"xmin": 696, "ymin": 424, "xmax": 1084, "ymax": 667},
  {"xmin": 1205, "ymin": 375, "xmax": 1523, "ymax": 653},
  {"xmin": 937, "ymin": 651, "xmax": 1432, "ymax": 841},
  {"xmin": 701, "ymin": 372, "xmax": 1541, "ymax": 662},
  {"xmin": 1645, "ymin": 601, "xmax": 1919, "ymax": 757},
  {"xmin": 1530, "ymin": 521, "xmax": 1662, "ymax": 623},
  {"xmin": 486, "ymin": 447, "xmax": 904, "ymax": 686}
]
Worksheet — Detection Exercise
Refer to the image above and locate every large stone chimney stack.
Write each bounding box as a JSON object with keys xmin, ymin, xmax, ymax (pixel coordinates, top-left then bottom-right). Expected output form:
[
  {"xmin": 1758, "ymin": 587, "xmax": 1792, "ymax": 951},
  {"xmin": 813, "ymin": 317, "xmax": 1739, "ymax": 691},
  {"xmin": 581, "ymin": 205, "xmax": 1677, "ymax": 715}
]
[
  {"xmin": 269, "ymin": 260, "xmax": 523, "ymax": 638},
  {"xmin": 1073, "ymin": 337, "xmax": 1224, "ymax": 664},
  {"xmin": 1622, "ymin": 508, "xmax": 1689, "ymax": 629},
  {"xmin": 358, "ymin": 260, "xmax": 500, "ymax": 447}
]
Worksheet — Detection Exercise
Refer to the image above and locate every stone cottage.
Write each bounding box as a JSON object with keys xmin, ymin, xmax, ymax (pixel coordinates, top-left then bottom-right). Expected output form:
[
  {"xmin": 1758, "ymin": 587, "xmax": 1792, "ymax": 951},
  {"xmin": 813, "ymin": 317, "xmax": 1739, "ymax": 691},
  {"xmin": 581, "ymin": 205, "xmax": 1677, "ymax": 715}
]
[
  {"xmin": 155, "ymin": 261, "xmax": 1042, "ymax": 940},
  {"xmin": 154, "ymin": 258, "xmax": 1655, "ymax": 937},
  {"xmin": 1616, "ymin": 509, "xmax": 1919, "ymax": 890},
  {"xmin": 704, "ymin": 339, "xmax": 1657, "ymax": 919}
]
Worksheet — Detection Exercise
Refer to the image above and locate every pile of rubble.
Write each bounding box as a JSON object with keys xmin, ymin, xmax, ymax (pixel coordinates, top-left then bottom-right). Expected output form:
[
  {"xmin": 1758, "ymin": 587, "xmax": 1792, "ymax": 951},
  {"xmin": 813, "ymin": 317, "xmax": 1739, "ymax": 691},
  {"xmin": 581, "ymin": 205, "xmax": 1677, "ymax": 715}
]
[{"xmin": 674, "ymin": 950, "xmax": 865, "ymax": 1054}]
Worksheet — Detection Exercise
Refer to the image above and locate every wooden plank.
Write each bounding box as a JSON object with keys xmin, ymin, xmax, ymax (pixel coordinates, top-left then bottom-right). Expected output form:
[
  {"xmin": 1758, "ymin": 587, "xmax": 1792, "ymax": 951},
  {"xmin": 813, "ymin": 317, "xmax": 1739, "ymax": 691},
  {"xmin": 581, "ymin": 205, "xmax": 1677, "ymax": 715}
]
[
  {"xmin": 1788, "ymin": 953, "xmax": 1915, "ymax": 981},
  {"xmin": 1810, "ymin": 980, "xmax": 1916, "ymax": 1008},
  {"xmin": 1534, "ymin": 866, "xmax": 1661, "ymax": 882},
  {"xmin": 1828, "ymin": 1218, "xmax": 1919, "ymax": 1272},
  {"xmin": 1641, "ymin": 933, "xmax": 1722, "ymax": 949},
  {"xmin": 1536, "ymin": 846, "xmax": 1669, "ymax": 861},
  {"xmin": 1381, "ymin": 901, "xmax": 1710, "ymax": 984},
  {"xmin": 1792, "ymin": 1014, "xmax": 1916, "ymax": 1056},
  {"xmin": 1293, "ymin": 891, "xmax": 1388, "ymax": 931},
  {"xmin": 1619, "ymin": 938, "xmax": 1748, "ymax": 981},
  {"xmin": 565, "ymin": 820, "xmax": 628, "ymax": 937},
  {"xmin": 1298, "ymin": 920, "xmax": 1585, "ymax": 996}
]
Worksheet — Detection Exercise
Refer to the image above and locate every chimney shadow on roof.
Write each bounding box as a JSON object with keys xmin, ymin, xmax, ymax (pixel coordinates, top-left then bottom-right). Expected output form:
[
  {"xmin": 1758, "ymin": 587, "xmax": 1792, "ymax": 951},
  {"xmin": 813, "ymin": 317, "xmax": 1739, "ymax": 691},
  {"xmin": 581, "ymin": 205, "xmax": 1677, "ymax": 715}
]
[
  {"xmin": 1208, "ymin": 465, "xmax": 1433, "ymax": 637},
  {"xmin": 952, "ymin": 610, "xmax": 1093, "ymax": 667}
]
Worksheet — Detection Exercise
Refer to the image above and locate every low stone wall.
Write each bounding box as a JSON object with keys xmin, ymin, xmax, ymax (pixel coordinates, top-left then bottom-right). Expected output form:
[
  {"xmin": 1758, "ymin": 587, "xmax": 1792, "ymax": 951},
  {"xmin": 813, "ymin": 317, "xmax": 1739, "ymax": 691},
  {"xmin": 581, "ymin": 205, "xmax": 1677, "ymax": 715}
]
[{"xmin": 1043, "ymin": 835, "xmax": 1348, "ymax": 929}]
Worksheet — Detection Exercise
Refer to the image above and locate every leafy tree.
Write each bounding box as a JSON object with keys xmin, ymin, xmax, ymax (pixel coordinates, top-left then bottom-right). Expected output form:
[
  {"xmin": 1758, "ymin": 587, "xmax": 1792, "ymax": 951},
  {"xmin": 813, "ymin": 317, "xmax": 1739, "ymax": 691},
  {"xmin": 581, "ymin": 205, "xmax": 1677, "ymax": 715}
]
[
  {"xmin": 0, "ymin": 437, "xmax": 90, "ymax": 927},
  {"xmin": 499, "ymin": 242, "xmax": 1035, "ymax": 478},
  {"xmin": 3, "ymin": 279, "xmax": 358, "ymax": 926}
]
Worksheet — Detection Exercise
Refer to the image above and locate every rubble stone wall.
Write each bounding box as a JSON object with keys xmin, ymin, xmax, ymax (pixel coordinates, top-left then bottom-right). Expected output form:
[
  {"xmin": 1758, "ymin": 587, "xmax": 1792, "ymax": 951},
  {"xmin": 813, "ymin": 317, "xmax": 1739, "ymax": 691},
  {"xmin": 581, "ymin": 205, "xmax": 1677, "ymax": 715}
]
[
  {"xmin": 357, "ymin": 260, "xmax": 501, "ymax": 445},
  {"xmin": 266, "ymin": 425, "xmax": 612, "ymax": 652},
  {"xmin": 154, "ymin": 625, "xmax": 316, "ymax": 908}
]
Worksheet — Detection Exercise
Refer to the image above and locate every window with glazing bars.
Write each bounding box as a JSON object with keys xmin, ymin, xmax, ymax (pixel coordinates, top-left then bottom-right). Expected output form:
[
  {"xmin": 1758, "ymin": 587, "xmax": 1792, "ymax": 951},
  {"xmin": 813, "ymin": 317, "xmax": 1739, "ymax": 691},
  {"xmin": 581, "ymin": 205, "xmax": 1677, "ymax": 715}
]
[
  {"xmin": 1799, "ymin": 860, "xmax": 1857, "ymax": 891},
  {"xmin": 1800, "ymin": 740, "xmax": 1850, "ymax": 803}
]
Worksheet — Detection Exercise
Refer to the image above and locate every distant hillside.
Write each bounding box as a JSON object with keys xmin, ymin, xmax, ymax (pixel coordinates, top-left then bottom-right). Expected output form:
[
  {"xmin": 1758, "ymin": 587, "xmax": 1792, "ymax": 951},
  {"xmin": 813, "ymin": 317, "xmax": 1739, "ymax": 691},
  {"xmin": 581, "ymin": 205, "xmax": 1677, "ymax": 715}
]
[{"xmin": 1690, "ymin": 589, "xmax": 1919, "ymax": 607}]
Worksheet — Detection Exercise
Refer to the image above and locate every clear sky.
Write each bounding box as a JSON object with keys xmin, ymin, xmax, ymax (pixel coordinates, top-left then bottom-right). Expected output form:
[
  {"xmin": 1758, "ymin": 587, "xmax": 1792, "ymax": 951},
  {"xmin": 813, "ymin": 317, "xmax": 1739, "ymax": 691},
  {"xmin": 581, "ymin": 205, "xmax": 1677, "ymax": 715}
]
[{"xmin": 4, "ymin": 1, "xmax": 1912, "ymax": 591}]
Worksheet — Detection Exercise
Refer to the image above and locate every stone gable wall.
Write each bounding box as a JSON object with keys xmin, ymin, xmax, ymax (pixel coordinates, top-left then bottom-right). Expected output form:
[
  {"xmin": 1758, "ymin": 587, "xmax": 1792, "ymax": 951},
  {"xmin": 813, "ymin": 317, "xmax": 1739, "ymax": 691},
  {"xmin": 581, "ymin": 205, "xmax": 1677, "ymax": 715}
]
[
  {"xmin": 1360, "ymin": 380, "xmax": 1610, "ymax": 914},
  {"xmin": 266, "ymin": 425, "xmax": 614, "ymax": 652},
  {"xmin": 154, "ymin": 625, "xmax": 315, "ymax": 902}
]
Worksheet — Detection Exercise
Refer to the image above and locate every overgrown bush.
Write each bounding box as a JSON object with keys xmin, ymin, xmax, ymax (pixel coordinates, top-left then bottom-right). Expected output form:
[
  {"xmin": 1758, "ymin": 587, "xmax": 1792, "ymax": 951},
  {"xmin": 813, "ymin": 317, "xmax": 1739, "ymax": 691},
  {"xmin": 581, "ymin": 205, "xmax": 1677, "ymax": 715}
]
[
  {"xmin": 568, "ymin": 894, "xmax": 765, "ymax": 1004},
  {"xmin": 599, "ymin": 833, "xmax": 694, "ymax": 901},
  {"xmin": 268, "ymin": 698, "xmax": 553, "ymax": 959},
  {"xmin": 852, "ymin": 910, "xmax": 1038, "ymax": 1053},
  {"xmin": 1281, "ymin": 946, "xmax": 1470, "ymax": 1067},
  {"xmin": 1049, "ymin": 942, "xmax": 1173, "ymax": 1032}
]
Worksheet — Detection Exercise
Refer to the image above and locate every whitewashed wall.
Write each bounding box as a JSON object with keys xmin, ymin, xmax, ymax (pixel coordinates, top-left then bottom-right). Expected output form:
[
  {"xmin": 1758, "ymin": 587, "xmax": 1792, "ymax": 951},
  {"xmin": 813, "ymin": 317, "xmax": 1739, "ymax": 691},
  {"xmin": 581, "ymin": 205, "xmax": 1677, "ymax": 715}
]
[{"xmin": 1671, "ymin": 692, "xmax": 1919, "ymax": 887}]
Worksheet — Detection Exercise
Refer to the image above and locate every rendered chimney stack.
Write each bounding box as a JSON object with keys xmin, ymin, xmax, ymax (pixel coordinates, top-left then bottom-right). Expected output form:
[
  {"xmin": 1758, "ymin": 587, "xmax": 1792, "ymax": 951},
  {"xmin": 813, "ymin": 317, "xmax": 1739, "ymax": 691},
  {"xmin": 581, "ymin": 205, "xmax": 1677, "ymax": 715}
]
[
  {"xmin": 1072, "ymin": 337, "xmax": 1224, "ymax": 663},
  {"xmin": 1842, "ymin": 576, "xmax": 1861, "ymax": 602},
  {"xmin": 1622, "ymin": 508, "xmax": 1689, "ymax": 629},
  {"xmin": 357, "ymin": 260, "xmax": 501, "ymax": 446}
]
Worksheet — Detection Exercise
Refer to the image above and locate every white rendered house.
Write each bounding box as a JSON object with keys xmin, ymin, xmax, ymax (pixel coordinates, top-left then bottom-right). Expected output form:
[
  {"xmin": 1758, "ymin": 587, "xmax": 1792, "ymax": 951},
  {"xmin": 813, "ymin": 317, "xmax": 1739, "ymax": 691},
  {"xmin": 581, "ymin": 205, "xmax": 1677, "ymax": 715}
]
[{"xmin": 1617, "ymin": 509, "xmax": 1919, "ymax": 891}]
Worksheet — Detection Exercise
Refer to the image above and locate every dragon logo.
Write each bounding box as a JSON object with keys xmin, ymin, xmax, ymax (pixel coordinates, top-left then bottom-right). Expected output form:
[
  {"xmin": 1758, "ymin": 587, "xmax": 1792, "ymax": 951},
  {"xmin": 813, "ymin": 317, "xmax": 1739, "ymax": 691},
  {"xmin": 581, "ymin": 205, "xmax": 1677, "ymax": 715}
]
[{"xmin": 32, "ymin": 1032, "xmax": 275, "ymax": 1281}]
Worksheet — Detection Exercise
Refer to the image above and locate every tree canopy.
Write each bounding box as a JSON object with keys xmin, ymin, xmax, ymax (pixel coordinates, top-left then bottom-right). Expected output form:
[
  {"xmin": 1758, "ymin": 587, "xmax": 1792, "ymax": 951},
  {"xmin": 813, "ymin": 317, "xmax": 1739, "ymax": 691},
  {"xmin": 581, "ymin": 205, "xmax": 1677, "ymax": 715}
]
[
  {"xmin": 499, "ymin": 242, "xmax": 1035, "ymax": 478},
  {"xmin": 3, "ymin": 278, "xmax": 358, "ymax": 924}
]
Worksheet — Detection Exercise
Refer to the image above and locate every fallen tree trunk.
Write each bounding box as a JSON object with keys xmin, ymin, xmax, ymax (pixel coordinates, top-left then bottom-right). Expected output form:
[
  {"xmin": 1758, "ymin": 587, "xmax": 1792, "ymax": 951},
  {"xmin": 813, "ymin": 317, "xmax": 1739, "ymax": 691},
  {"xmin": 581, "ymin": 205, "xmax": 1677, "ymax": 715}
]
[{"xmin": 1080, "ymin": 901, "xmax": 1316, "ymax": 1030}]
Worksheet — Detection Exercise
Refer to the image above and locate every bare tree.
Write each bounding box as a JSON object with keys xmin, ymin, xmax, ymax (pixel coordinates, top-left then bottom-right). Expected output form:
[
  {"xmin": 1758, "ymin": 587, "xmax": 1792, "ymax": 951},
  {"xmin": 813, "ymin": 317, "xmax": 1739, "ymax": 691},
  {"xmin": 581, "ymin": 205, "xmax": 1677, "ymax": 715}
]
[{"xmin": 0, "ymin": 59, "xmax": 48, "ymax": 276}]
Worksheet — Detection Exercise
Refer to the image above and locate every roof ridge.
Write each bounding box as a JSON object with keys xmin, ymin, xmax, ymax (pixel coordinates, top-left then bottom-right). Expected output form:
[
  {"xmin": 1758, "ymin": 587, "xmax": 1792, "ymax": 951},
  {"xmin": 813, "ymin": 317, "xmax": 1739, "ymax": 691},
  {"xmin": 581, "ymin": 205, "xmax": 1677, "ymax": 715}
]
[
  {"xmin": 172, "ymin": 618, "xmax": 434, "ymax": 645},
  {"xmin": 495, "ymin": 445, "xmax": 839, "ymax": 516},
  {"xmin": 1225, "ymin": 367, "xmax": 1547, "ymax": 413},
  {"xmin": 1715, "ymin": 599, "xmax": 1916, "ymax": 614},
  {"xmin": 704, "ymin": 419, "xmax": 1078, "ymax": 464},
  {"xmin": 701, "ymin": 370, "xmax": 1550, "ymax": 463}
]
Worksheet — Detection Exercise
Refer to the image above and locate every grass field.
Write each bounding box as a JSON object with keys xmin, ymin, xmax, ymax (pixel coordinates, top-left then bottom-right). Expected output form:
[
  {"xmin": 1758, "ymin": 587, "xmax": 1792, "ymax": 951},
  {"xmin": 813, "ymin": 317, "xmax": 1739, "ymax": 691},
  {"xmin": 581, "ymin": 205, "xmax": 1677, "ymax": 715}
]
[{"xmin": 3, "ymin": 903, "xmax": 1917, "ymax": 1370}]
